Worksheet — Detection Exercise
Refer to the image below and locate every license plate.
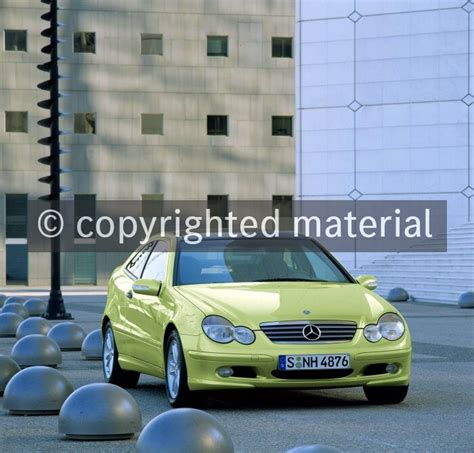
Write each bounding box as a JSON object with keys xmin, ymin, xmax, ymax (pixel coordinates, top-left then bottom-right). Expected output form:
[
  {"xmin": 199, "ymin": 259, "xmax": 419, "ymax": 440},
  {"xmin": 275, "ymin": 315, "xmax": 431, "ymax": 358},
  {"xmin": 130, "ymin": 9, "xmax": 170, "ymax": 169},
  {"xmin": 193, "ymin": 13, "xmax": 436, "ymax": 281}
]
[{"xmin": 278, "ymin": 354, "xmax": 350, "ymax": 370}]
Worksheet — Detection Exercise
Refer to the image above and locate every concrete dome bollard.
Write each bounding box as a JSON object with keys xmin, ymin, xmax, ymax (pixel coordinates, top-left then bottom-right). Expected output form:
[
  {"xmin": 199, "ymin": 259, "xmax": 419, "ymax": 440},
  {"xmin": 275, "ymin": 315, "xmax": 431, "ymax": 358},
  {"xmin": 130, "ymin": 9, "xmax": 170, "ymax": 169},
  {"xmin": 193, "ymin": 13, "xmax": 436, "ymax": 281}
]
[
  {"xmin": 2, "ymin": 303, "xmax": 29, "ymax": 319},
  {"xmin": 136, "ymin": 408, "xmax": 234, "ymax": 453},
  {"xmin": 458, "ymin": 291, "xmax": 474, "ymax": 308},
  {"xmin": 81, "ymin": 329, "xmax": 103, "ymax": 360},
  {"xmin": 58, "ymin": 383, "xmax": 142, "ymax": 440},
  {"xmin": 47, "ymin": 322, "xmax": 86, "ymax": 351},
  {"xmin": 0, "ymin": 313, "xmax": 24, "ymax": 337},
  {"xmin": 4, "ymin": 296, "xmax": 27, "ymax": 305},
  {"xmin": 24, "ymin": 298, "xmax": 47, "ymax": 316},
  {"xmin": 386, "ymin": 287, "xmax": 409, "ymax": 302},
  {"xmin": 0, "ymin": 355, "xmax": 21, "ymax": 395},
  {"xmin": 11, "ymin": 334, "xmax": 62, "ymax": 368},
  {"xmin": 16, "ymin": 317, "xmax": 52, "ymax": 339},
  {"xmin": 3, "ymin": 366, "xmax": 74, "ymax": 415},
  {"xmin": 286, "ymin": 446, "xmax": 343, "ymax": 453}
]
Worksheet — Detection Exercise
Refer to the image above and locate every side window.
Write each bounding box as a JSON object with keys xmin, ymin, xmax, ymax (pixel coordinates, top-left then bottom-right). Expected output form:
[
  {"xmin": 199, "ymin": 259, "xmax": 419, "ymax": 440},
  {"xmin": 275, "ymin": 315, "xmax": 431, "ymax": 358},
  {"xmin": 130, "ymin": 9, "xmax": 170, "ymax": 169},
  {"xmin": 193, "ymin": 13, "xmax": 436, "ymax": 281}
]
[
  {"xmin": 125, "ymin": 241, "xmax": 156, "ymax": 278},
  {"xmin": 141, "ymin": 241, "xmax": 169, "ymax": 281}
]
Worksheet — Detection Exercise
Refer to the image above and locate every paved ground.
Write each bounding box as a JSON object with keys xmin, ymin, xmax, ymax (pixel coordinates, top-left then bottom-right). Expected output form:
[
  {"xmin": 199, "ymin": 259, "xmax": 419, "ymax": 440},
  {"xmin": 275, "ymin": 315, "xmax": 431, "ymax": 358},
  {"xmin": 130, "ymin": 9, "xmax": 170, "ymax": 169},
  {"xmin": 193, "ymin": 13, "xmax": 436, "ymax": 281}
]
[{"xmin": 0, "ymin": 295, "xmax": 473, "ymax": 452}]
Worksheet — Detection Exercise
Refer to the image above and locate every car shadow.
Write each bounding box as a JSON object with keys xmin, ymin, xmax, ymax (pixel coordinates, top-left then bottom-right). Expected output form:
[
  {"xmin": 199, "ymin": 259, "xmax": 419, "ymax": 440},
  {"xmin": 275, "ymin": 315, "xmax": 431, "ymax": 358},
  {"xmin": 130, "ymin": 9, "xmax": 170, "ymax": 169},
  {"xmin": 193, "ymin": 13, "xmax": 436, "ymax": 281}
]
[{"xmin": 133, "ymin": 380, "xmax": 369, "ymax": 411}]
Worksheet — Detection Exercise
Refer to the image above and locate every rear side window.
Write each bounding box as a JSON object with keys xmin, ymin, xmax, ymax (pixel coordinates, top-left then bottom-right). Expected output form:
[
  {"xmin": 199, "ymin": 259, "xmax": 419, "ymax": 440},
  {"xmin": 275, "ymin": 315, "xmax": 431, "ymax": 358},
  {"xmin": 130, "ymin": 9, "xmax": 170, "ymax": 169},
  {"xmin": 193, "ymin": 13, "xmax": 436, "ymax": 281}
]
[
  {"xmin": 141, "ymin": 241, "xmax": 169, "ymax": 281},
  {"xmin": 125, "ymin": 241, "xmax": 155, "ymax": 278}
]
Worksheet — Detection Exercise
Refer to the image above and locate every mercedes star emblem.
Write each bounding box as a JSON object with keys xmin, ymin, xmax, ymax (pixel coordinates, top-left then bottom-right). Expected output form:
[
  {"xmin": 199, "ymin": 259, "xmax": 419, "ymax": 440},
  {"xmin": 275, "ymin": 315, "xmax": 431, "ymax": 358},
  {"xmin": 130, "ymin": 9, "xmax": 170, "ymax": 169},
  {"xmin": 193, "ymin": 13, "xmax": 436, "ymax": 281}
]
[{"xmin": 302, "ymin": 324, "xmax": 321, "ymax": 341}]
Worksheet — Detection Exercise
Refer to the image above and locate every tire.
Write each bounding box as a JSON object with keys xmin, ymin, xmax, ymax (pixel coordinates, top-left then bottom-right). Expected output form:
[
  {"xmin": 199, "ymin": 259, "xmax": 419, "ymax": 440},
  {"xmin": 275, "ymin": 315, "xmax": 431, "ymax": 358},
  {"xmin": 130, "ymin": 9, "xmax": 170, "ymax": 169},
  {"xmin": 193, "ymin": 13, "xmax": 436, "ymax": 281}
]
[
  {"xmin": 364, "ymin": 385, "xmax": 409, "ymax": 404},
  {"xmin": 103, "ymin": 323, "xmax": 140, "ymax": 388},
  {"xmin": 165, "ymin": 330, "xmax": 194, "ymax": 407}
]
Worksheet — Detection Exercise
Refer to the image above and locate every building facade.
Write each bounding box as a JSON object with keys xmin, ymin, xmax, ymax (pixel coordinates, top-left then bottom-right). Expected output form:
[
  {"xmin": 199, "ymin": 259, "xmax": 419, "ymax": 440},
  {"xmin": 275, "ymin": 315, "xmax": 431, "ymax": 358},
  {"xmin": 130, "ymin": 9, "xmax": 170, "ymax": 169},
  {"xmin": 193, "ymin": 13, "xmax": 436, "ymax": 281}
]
[
  {"xmin": 0, "ymin": 0, "xmax": 295, "ymax": 286},
  {"xmin": 296, "ymin": 0, "xmax": 474, "ymax": 279}
]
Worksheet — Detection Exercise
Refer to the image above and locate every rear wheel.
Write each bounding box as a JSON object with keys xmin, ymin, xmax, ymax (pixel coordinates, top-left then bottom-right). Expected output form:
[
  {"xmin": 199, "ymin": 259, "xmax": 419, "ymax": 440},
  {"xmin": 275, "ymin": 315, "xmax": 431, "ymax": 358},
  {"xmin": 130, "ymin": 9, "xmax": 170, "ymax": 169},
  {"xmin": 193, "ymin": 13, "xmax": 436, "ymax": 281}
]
[
  {"xmin": 364, "ymin": 385, "xmax": 409, "ymax": 404},
  {"xmin": 103, "ymin": 323, "xmax": 140, "ymax": 388},
  {"xmin": 165, "ymin": 330, "xmax": 194, "ymax": 407}
]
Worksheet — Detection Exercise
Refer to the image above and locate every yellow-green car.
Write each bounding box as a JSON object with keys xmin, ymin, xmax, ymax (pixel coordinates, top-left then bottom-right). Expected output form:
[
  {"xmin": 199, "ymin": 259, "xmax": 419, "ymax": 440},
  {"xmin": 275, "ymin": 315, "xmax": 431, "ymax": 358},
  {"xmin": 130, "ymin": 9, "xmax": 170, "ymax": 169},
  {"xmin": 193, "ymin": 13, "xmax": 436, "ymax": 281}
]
[{"xmin": 101, "ymin": 236, "xmax": 411, "ymax": 407}]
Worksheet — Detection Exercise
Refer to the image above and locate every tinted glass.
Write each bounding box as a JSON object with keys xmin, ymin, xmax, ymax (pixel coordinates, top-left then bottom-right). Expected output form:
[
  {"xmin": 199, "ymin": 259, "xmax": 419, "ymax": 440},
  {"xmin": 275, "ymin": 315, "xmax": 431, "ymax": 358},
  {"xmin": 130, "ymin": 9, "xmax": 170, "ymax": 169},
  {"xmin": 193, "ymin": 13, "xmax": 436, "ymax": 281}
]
[{"xmin": 175, "ymin": 238, "xmax": 350, "ymax": 285}]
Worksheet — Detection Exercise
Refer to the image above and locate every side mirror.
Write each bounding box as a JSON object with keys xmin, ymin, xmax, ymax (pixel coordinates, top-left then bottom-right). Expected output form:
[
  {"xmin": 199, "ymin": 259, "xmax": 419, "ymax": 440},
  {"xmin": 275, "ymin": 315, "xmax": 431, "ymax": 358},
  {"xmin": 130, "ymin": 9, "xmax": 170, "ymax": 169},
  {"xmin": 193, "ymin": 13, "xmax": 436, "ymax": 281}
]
[
  {"xmin": 132, "ymin": 279, "xmax": 162, "ymax": 296},
  {"xmin": 356, "ymin": 275, "xmax": 377, "ymax": 290}
]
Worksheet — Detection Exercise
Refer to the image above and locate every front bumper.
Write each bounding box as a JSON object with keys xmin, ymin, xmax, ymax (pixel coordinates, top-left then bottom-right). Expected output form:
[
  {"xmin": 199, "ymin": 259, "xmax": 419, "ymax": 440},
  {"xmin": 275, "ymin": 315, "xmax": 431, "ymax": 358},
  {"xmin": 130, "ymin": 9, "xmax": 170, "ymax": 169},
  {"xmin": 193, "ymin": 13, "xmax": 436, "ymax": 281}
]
[{"xmin": 181, "ymin": 329, "xmax": 412, "ymax": 391}]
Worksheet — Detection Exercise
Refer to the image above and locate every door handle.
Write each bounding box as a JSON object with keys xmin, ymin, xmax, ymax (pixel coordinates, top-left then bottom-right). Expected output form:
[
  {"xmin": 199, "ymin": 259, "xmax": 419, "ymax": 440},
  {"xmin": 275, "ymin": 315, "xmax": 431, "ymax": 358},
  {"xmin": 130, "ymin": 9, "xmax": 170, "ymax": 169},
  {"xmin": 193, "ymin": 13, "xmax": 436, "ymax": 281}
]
[{"xmin": 126, "ymin": 290, "xmax": 133, "ymax": 300}]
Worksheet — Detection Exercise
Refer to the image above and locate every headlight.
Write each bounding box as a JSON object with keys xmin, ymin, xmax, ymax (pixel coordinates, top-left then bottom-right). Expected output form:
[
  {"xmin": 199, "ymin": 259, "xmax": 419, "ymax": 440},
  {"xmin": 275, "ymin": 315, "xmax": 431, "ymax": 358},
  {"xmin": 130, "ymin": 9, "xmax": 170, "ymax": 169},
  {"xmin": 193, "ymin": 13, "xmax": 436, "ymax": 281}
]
[
  {"xmin": 364, "ymin": 313, "xmax": 405, "ymax": 342},
  {"xmin": 202, "ymin": 316, "xmax": 255, "ymax": 345},
  {"xmin": 363, "ymin": 324, "xmax": 382, "ymax": 342},
  {"xmin": 379, "ymin": 313, "xmax": 405, "ymax": 341}
]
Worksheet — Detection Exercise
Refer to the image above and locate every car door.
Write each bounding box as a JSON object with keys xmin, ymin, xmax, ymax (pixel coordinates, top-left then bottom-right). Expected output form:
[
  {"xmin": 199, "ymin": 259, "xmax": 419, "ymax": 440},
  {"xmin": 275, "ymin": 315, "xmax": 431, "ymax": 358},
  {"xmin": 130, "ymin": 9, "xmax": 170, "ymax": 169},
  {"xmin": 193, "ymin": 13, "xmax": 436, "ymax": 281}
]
[
  {"xmin": 127, "ymin": 240, "xmax": 171, "ymax": 368},
  {"xmin": 119, "ymin": 241, "xmax": 156, "ymax": 360}
]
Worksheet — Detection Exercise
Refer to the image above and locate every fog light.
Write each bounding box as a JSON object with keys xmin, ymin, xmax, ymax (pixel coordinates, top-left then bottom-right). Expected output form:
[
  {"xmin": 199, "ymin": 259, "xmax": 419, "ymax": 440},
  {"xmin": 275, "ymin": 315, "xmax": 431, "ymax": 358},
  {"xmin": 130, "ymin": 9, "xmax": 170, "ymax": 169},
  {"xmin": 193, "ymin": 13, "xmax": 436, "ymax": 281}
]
[
  {"xmin": 386, "ymin": 363, "xmax": 398, "ymax": 374},
  {"xmin": 217, "ymin": 367, "xmax": 233, "ymax": 378}
]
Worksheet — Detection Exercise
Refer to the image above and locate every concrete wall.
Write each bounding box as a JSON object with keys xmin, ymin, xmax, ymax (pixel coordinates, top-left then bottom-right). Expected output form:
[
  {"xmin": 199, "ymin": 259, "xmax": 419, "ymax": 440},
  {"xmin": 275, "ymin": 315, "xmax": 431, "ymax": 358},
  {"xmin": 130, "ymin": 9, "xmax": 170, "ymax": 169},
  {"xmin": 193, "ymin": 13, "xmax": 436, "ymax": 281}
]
[
  {"xmin": 296, "ymin": 0, "xmax": 474, "ymax": 270},
  {"xmin": 0, "ymin": 0, "xmax": 295, "ymax": 286}
]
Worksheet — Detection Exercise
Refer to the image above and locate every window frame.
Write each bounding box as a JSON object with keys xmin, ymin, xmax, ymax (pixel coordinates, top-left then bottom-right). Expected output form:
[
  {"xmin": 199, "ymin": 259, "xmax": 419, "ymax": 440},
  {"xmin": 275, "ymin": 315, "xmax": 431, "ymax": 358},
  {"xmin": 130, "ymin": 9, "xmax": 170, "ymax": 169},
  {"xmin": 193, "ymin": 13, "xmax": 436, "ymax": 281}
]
[
  {"xmin": 141, "ymin": 113, "xmax": 164, "ymax": 135},
  {"xmin": 74, "ymin": 112, "xmax": 97, "ymax": 134},
  {"xmin": 73, "ymin": 31, "xmax": 96, "ymax": 54},
  {"xmin": 272, "ymin": 37, "xmax": 293, "ymax": 58},
  {"xmin": 207, "ymin": 35, "xmax": 228, "ymax": 57},
  {"xmin": 5, "ymin": 111, "xmax": 28, "ymax": 133},
  {"xmin": 207, "ymin": 115, "xmax": 228, "ymax": 136},
  {"xmin": 141, "ymin": 33, "xmax": 163, "ymax": 56},
  {"xmin": 272, "ymin": 115, "xmax": 293, "ymax": 137},
  {"xmin": 4, "ymin": 29, "xmax": 28, "ymax": 52}
]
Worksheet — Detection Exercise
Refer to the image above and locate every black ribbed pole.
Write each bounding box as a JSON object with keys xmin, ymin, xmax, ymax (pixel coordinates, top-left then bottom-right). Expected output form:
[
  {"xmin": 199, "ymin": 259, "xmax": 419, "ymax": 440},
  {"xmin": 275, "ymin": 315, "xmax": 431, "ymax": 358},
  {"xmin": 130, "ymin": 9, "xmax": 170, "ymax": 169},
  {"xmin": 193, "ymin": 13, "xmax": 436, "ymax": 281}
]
[{"xmin": 38, "ymin": 0, "xmax": 71, "ymax": 319}]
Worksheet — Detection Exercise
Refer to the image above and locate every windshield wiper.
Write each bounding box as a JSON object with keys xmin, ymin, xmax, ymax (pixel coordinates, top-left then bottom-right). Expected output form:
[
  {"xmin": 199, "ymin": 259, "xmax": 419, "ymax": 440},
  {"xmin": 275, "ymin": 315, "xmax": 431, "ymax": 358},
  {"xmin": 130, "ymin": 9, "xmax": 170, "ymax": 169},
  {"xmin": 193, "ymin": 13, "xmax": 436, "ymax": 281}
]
[{"xmin": 253, "ymin": 278, "xmax": 330, "ymax": 282}]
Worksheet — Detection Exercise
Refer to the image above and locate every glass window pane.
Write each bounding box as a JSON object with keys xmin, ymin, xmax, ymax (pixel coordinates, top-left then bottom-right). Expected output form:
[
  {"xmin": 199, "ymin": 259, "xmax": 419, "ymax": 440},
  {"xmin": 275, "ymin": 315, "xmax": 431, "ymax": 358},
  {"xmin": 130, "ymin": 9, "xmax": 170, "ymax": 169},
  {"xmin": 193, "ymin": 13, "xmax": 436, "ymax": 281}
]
[
  {"xmin": 5, "ymin": 111, "xmax": 28, "ymax": 133},
  {"xmin": 5, "ymin": 30, "xmax": 27, "ymax": 51},
  {"xmin": 126, "ymin": 241, "xmax": 156, "ymax": 278},
  {"xmin": 272, "ymin": 37, "xmax": 292, "ymax": 58},
  {"xmin": 74, "ymin": 113, "xmax": 96, "ymax": 134},
  {"xmin": 141, "ymin": 114, "xmax": 163, "ymax": 135},
  {"xmin": 74, "ymin": 32, "xmax": 96, "ymax": 53},
  {"xmin": 207, "ymin": 195, "xmax": 228, "ymax": 220},
  {"xmin": 6, "ymin": 244, "xmax": 28, "ymax": 285},
  {"xmin": 207, "ymin": 36, "xmax": 228, "ymax": 56},
  {"xmin": 272, "ymin": 116, "xmax": 293, "ymax": 136},
  {"xmin": 141, "ymin": 34, "xmax": 163, "ymax": 55},
  {"xmin": 207, "ymin": 115, "xmax": 228, "ymax": 135},
  {"xmin": 141, "ymin": 241, "xmax": 169, "ymax": 281},
  {"xmin": 6, "ymin": 194, "xmax": 28, "ymax": 238}
]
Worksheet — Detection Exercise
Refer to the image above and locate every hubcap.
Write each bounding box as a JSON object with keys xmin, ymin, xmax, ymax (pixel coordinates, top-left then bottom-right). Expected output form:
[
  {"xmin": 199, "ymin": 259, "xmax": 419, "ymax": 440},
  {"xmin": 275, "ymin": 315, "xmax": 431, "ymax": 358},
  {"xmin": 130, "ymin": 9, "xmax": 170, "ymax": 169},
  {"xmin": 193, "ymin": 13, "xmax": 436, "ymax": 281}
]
[
  {"xmin": 166, "ymin": 339, "xmax": 181, "ymax": 399},
  {"xmin": 103, "ymin": 328, "xmax": 115, "ymax": 379}
]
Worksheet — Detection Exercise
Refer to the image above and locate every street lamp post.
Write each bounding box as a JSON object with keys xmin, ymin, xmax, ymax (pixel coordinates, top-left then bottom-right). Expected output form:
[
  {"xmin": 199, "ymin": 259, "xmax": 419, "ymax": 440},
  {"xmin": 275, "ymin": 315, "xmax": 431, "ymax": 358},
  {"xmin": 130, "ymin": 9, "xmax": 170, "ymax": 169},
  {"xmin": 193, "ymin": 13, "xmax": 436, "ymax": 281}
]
[{"xmin": 37, "ymin": 0, "xmax": 71, "ymax": 320}]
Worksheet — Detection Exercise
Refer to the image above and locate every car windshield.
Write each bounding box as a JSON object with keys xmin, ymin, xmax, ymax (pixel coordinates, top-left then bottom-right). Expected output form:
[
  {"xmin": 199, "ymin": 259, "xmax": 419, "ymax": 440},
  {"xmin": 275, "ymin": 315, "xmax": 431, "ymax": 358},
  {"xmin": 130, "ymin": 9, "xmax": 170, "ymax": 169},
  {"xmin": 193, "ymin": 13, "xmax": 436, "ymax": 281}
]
[{"xmin": 174, "ymin": 238, "xmax": 351, "ymax": 286}]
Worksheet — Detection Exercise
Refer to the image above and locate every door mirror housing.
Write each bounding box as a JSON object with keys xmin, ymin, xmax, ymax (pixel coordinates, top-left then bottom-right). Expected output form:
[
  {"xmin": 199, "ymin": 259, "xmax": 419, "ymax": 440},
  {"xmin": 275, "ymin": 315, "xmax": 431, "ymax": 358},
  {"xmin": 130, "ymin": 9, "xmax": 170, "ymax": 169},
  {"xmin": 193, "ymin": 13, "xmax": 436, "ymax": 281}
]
[
  {"xmin": 132, "ymin": 279, "xmax": 162, "ymax": 296},
  {"xmin": 356, "ymin": 275, "xmax": 377, "ymax": 290}
]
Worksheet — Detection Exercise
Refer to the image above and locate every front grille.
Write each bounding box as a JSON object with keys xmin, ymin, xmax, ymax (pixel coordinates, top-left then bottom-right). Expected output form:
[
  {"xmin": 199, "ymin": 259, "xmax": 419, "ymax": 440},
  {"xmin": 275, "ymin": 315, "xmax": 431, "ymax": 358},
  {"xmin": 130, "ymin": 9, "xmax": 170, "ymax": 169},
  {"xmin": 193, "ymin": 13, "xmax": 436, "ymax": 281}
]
[{"xmin": 260, "ymin": 320, "xmax": 357, "ymax": 344}]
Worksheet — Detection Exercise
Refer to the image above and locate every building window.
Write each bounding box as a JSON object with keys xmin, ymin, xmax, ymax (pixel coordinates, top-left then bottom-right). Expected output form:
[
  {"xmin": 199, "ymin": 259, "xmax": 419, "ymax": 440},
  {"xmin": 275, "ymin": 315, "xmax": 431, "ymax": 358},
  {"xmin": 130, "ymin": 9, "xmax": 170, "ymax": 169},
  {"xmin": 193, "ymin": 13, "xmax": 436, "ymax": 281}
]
[
  {"xmin": 141, "ymin": 34, "xmax": 163, "ymax": 55},
  {"xmin": 141, "ymin": 114, "xmax": 163, "ymax": 135},
  {"xmin": 208, "ymin": 195, "xmax": 228, "ymax": 220},
  {"xmin": 272, "ymin": 37, "xmax": 292, "ymax": 58},
  {"xmin": 5, "ymin": 111, "xmax": 28, "ymax": 133},
  {"xmin": 74, "ymin": 113, "xmax": 96, "ymax": 134},
  {"xmin": 207, "ymin": 115, "xmax": 228, "ymax": 136},
  {"xmin": 74, "ymin": 194, "xmax": 96, "ymax": 239},
  {"xmin": 6, "ymin": 194, "xmax": 28, "ymax": 285},
  {"xmin": 272, "ymin": 195, "xmax": 293, "ymax": 217},
  {"xmin": 142, "ymin": 194, "xmax": 164, "ymax": 218},
  {"xmin": 272, "ymin": 116, "xmax": 293, "ymax": 136},
  {"xmin": 74, "ymin": 32, "xmax": 96, "ymax": 53},
  {"xmin": 4, "ymin": 30, "xmax": 27, "ymax": 51},
  {"xmin": 207, "ymin": 36, "xmax": 228, "ymax": 56}
]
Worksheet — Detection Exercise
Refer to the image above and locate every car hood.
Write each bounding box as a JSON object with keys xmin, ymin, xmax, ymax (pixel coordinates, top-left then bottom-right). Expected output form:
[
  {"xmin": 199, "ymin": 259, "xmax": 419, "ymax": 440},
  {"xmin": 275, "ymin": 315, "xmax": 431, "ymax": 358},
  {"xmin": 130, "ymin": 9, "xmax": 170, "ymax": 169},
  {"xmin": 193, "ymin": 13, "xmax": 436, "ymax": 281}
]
[{"xmin": 176, "ymin": 282, "xmax": 397, "ymax": 330}]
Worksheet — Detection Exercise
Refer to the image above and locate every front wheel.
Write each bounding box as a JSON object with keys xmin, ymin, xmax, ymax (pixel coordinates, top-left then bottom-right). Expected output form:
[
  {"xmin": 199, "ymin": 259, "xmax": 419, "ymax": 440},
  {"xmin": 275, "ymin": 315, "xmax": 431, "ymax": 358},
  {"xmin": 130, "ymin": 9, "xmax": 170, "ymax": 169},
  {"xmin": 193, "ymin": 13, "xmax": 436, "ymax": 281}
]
[
  {"xmin": 103, "ymin": 323, "xmax": 140, "ymax": 388},
  {"xmin": 165, "ymin": 330, "xmax": 194, "ymax": 407},
  {"xmin": 364, "ymin": 385, "xmax": 409, "ymax": 404}
]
